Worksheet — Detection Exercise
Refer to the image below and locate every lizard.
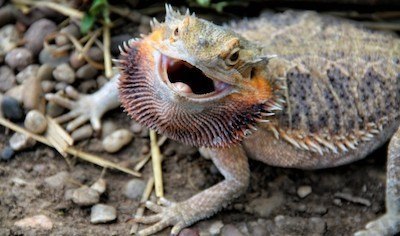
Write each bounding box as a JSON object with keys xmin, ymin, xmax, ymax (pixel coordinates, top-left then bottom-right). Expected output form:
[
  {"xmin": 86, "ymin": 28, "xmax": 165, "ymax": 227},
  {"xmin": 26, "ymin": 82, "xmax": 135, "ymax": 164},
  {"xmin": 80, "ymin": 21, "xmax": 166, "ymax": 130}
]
[{"xmin": 46, "ymin": 5, "xmax": 400, "ymax": 236}]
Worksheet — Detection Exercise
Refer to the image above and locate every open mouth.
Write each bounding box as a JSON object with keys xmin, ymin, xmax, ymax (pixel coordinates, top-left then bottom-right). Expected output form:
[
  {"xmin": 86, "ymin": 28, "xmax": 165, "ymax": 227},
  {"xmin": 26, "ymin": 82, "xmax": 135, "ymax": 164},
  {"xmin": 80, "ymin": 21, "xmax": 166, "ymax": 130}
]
[{"xmin": 160, "ymin": 54, "xmax": 232, "ymax": 100}]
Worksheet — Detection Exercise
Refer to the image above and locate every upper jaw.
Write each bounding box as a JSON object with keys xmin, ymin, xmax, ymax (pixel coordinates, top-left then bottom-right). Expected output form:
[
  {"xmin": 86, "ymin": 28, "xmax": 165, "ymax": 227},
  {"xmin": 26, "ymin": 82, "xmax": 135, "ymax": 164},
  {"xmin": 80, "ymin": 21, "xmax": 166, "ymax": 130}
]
[{"xmin": 156, "ymin": 51, "xmax": 235, "ymax": 103}]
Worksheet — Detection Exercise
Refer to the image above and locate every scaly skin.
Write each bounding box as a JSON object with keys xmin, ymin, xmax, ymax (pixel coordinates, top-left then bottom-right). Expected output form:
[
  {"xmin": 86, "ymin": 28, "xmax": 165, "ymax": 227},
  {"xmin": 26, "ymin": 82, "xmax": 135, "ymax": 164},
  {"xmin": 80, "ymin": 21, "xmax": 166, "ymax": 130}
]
[{"xmin": 48, "ymin": 5, "xmax": 400, "ymax": 236}]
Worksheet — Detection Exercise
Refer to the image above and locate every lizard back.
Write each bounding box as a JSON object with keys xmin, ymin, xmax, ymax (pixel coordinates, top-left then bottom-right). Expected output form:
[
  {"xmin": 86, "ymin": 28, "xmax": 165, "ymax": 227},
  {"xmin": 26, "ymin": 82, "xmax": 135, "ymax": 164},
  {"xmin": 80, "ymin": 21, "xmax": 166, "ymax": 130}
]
[{"xmin": 232, "ymin": 11, "xmax": 400, "ymax": 154}]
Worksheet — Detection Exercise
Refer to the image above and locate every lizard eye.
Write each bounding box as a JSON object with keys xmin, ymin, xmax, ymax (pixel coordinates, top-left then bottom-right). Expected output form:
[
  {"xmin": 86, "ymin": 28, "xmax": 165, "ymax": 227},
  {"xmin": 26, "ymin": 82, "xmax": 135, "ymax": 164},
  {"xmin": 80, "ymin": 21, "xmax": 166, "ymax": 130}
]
[
  {"xmin": 174, "ymin": 27, "xmax": 179, "ymax": 36},
  {"xmin": 225, "ymin": 49, "xmax": 240, "ymax": 66}
]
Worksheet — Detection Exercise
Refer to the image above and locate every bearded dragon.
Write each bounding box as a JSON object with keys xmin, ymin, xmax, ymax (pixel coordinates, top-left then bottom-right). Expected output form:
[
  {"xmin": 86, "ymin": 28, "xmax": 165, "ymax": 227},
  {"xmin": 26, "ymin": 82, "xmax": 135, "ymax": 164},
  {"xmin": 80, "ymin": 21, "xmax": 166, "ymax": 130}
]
[{"xmin": 46, "ymin": 5, "xmax": 400, "ymax": 236}]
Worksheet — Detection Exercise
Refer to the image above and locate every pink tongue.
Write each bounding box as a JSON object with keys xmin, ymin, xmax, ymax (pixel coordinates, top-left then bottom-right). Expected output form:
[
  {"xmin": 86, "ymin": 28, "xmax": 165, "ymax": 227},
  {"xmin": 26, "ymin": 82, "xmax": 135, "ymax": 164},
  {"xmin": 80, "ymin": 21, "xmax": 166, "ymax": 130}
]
[{"xmin": 172, "ymin": 82, "xmax": 192, "ymax": 94}]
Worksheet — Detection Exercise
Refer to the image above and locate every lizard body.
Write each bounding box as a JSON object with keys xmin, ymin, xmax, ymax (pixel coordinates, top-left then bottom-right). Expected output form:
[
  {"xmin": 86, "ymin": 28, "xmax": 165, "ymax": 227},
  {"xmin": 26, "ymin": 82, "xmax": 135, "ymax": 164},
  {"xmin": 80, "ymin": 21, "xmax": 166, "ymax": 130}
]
[{"xmin": 47, "ymin": 6, "xmax": 400, "ymax": 236}]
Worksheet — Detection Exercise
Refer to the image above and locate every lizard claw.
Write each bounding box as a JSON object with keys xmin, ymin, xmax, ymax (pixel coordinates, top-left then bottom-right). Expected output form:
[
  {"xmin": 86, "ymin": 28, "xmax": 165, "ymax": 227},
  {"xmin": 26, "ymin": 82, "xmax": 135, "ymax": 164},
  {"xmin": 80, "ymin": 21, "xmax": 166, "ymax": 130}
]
[
  {"xmin": 354, "ymin": 213, "xmax": 400, "ymax": 236},
  {"xmin": 135, "ymin": 197, "xmax": 188, "ymax": 236},
  {"xmin": 45, "ymin": 86, "xmax": 103, "ymax": 132}
]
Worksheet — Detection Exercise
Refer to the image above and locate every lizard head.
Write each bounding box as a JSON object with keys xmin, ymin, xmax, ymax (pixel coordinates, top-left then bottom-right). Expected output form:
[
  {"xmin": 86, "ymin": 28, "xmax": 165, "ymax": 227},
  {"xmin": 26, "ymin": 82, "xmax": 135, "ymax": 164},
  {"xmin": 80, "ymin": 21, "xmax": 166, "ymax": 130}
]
[{"xmin": 119, "ymin": 4, "xmax": 283, "ymax": 148}]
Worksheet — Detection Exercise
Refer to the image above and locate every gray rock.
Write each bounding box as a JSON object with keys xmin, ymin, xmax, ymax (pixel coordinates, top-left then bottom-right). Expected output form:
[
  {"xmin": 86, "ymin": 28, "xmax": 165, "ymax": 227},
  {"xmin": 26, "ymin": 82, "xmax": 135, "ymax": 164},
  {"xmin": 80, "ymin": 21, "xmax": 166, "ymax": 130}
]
[
  {"xmin": 179, "ymin": 228, "xmax": 200, "ymax": 236},
  {"xmin": 91, "ymin": 178, "xmax": 106, "ymax": 194},
  {"xmin": 274, "ymin": 215, "xmax": 326, "ymax": 236},
  {"xmin": 71, "ymin": 124, "xmax": 93, "ymax": 142},
  {"xmin": 37, "ymin": 64, "xmax": 53, "ymax": 81},
  {"xmin": 72, "ymin": 186, "xmax": 100, "ymax": 206},
  {"xmin": 5, "ymin": 47, "xmax": 33, "ymax": 71},
  {"xmin": 46, "ymin": 101, "xmax": 64, "ymax": 117},
  {"xmin": 0, "ymin": 146, "xmax": 14, "ymax": 161},
  {"xmin": 24, "ymin": 110, "xmax": 47, "ymax": 134},
  {"xmin": 208, "ymin": 221, "xmax": 224, "ymax": 235},
  {"xmin": 124, "ymin": 178, "xmax": 146, "ymax": 200},
  {"xmin": 9, "ymin": 132, "xmax": 36, "ymax": 151},
  {"xmin": 44, "ymin": 171, "xmax": 70, "ymax": 189},
  {"xmin": 76, "ymin": 64, "xmax": 98, "ymax": 80},
  {"xmin": 246, "ymin": 192, "xmax": 284, "ymax": 218},
  {"xmin": 0, "ymin": 25, "xmax": 20, "ymax": 59},
  {"xmin": 56, "ymin": 24, "xmax": 80, "ymax": 46},
  {"xmin": 14, "ymin": 214, "xmax": 53, "ymax": 230},
  {"xmin": 39, "ymin": 46, "xmax": 69, "ymax": 67},
  {"xmin": 87, "ymin": 47, "xmax": 103, "ymax": 62},
  {"xmin": 2, "ymin": 96, "xmax": 23, "ymax": 121},
  {"xmin": 102, "ymin": 129, "xmax": 133, "ymax": 153},
  {"xmin": 16, "ymin": 64, "xmax": 39, "ymax": 84},
  {"xmin": 4, "ymin": 85, "xmax": 23, "ymax": 102},
  {"xmin": 69, "ymin": 50, "xmax": 85, "ymax": 69},
  {"xmin": 78, "ymin": 80, "xmax": 97, "ymax": 93},
  {"xmin": 297, "ymin": 185, "xmax": 312, "ymax": 198},
  {"xmin": 41, "ymin": 80, "xmax": 55, "ymax": 93},
  {"xmin": 221, "ymin": 224, "xmax": 243, "ymax": 236},
  {"xmin": 24, "ymin": 19, "xmax": 57, "ymax": 56},
  {"xmin": 53, "ymin": 63, "xmax": 75, "ymax": 84},
  {"xmin": 0, "ymin": 65, "xmax": 15, "ymax": 92},
  {"xmin": 90, "ymin": 204, "xmax": 117, "ymax": 224},
  {"xmin": 0, "ymin": 5, "xmax": 16, "ymax": 27}
]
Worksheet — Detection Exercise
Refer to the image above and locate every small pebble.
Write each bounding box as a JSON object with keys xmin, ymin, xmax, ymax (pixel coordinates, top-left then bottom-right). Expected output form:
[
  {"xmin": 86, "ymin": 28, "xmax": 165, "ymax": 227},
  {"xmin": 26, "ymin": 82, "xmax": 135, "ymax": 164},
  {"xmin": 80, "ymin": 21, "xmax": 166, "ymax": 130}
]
[
  {"xmin": 72, "ymin": 186, "xmax": 100, "ymax": 206},
  {"xmin": 0, "ymin": 25, "xmax": 20, "ymax": 59},
  {"xmin": 91, "ymin": 178, "xmax": 107, "ymax": 194},
  {"xmin": 0, "ymin": 65, "xmax": 16, "ymax": 92},
  {"xmin": 41, "ymin": 80, "xmax": 55, "ymax": 93},
  {"xmin": 69, "ymin": 50, "xmax": 85, "ymax": 69},
  {"xmin": 102, "ymin": 129, "xmax": 133, "ymax": 153},
  {"xmin": 37, "ymin": 63, "xmax": 53, "ymax": 81},
  {"xmin": 24, "ymin": 110, "xmax": 47, "ymax": 134},
  {"xmin": 55, "ymin": 82, "xmax": 68, "ymax": 91},
  {"xmin": 5, "ymin": 47, "xmax": 33, "ymax": 71},
  {"xmin": 0, "ymin": 5, "xmax": 16, "ymax": 27},
  {"xmin": 90, "ymin": 204, "xmax": 117, "ymax": 224},
  {"xmin": 96, "ymin": 75, "xmax": 108, "ymax": 87},
  {"xmin": 46, "ymin": 101, "xmax": 64, "ymax": 117},
  {"xmin": 71, "ymin": 124, "xmax": 93, "ymax": 142},
  {"xmin": 208, "ymin": 221, "xmax": 224, "ymax": 235},
  {"xmin": 221, "ymin": 224, "xmax": 243, "ymax": 236},
  {"xmin": 56, "ymin": 24, "xmax": 80, "ymax": 46},
  {"xmin": 78, "ymin": 80, "xmax": 97, "ymax": 93},
  {"xmin": 297, "ymin": 185, "xmax": 312, "ymax": 198},
  {"xmin": 53, "ymin": 63, "xmax": 75, "ymax": 84},
  {"xmin": 87, "ymin": 47, "xmax": 103, "ymax": 62},
  {"xmin": 64, "ymin": 189, "xmax": 75, "ymax": 201},
  {"xmin": 130, "ymin": 122, "xmax": 143, "ymax": 134},
  {"xmin": 2, "ymin": 96, "xmax": 23, "ymax": 121},
  {"xmin": 9, "ymin": 132, "xmax": 36, "ymax": 151},
  {"xmin": 124, "ymin": 178, "xmax": 146, "ymax": 200},
  {"xmin": 1, "ymin": 146, "xmax": 14, "ymax": 161},
  {"xmin": 5, "ymin": 85, "xmax": 23, "ymax": 102},
  {"xmin": 44, "ymin": 171, "xmax": 70, "ymax": 189},
  {"xmin": 178, "ymin": 228, "xmax": 200, "ymax": 236},
  {"xmin": 76, "ymin": 64, "xmax": 98, "ymax": 80},
  {"xmin": 101, "ymin": 120, "xmax": 118, "ymax": 139},
  {"xmin": 246, "ymin": 192, "xmax": 284, "ymax": 218},
  {"xmin": 22, "ymin": 73, "xmax": 43, "ymax": 111},
  {"xmin": 14, "ymin": 215, "xmax": 53, "ymax": 230},
  {"xmin": 39, "ymin": 46, "xmax": 69, "ymax": 67},
  {"xmin": 24, "ymin": 19, "xmax": 57, "ymax": 55},
  {"xmin": 16, "ymin": 64, "xmax": 39, "ymax": 84}
]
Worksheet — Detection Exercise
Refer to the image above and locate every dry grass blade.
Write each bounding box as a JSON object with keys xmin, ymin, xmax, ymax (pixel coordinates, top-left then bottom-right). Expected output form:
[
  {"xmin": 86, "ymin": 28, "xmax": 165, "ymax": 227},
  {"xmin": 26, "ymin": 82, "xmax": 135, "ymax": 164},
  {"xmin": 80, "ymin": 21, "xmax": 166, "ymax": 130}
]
[
  {"xmin": 150, "ymin": 130, "xmax": 163, "ymax": 198},
  {"xmin": 134, "ymin": 135, "xmax": 167, "ymax": 172},
  {"xmin": 130, "ymin": 177, "xmax": 155, "ymax": 234},
  {"xmin": 103, "ymin": 24, "xmax": 113, "ymax": 78},
  {"xmin": 0, "ymin": 117, "xmax": 140, "ymax": 177},
  {"xmin": 12, "ymin": 0, "xmax": 84, "ymax": 19}
]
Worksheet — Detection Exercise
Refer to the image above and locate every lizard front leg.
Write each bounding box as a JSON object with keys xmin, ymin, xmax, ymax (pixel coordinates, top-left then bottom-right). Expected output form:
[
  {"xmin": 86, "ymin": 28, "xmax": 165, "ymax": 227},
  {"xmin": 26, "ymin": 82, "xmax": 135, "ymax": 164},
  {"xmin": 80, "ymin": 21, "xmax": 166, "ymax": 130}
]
[
  {"xmin": 45, "ymin": 74, "xmax": 120, "ymax": 131},
  {"xmin": 355, "ymin": 126, "xmax": 400, "ymax": 236},
  {"xmin": 135, "ymin": 145, "xmax": 250, "ymax": 236}
]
